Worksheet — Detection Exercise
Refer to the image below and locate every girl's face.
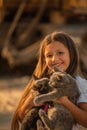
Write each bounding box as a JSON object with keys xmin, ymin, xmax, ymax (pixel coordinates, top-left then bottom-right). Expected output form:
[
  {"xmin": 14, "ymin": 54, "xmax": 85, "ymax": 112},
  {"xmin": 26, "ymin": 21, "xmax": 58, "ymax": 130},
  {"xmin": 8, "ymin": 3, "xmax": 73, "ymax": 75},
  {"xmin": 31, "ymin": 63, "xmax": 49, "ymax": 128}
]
[{"xmin": 44, "ymin": 41, "xmax": 70, "ymax": 72}]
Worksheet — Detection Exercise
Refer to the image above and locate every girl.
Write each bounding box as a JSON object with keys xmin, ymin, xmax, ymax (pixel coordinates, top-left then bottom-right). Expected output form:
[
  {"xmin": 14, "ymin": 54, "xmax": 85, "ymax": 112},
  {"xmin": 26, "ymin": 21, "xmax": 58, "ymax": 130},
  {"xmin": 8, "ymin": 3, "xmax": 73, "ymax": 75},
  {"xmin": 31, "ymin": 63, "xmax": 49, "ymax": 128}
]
[{"xmin": 11, "ymin": 31, "xmax": 87, "ymax": 130}]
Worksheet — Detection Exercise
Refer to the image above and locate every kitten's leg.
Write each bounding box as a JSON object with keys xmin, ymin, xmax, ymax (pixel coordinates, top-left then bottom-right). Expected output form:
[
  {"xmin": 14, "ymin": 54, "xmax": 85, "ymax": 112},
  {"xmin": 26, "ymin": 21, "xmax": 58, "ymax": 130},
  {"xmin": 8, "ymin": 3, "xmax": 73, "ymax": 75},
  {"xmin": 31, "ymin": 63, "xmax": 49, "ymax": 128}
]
[
  {"xmin": 37, "ymin": 120, "xmax": 48, "ymax": 130},
  {"xmin": 34, "ymin": 89, "xmax": 58, "ymax": 105},
  {"xmin": 37, "ymin": 120, "xmax": 44, "ymax": 130},
  {"xmin": 21, "ymin": 108, "xmax": 38, "ymax": 130},
  {"xmin": 39, "ymin": 109, "xmax": 54, "ymax": 130}
]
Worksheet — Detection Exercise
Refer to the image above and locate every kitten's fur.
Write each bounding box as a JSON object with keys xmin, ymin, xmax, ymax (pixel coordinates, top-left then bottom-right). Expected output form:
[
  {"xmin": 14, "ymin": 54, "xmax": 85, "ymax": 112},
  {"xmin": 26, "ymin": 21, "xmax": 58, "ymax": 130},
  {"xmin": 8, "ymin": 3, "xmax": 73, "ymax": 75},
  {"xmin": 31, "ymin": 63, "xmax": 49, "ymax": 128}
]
[
  {"xmin": 21, "ymin": 76, "xmax": 50, "ymax": 130},
  {"xmin": 34, "ymin": 67, "xmax": 80, "ymax": 130}
]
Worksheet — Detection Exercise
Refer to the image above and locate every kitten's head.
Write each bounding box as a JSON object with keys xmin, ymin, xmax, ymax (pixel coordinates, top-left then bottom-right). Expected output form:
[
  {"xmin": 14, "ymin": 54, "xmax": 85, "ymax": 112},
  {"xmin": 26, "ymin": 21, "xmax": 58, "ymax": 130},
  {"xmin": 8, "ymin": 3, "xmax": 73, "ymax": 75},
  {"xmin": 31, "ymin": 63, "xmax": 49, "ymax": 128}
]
[
  {"xmin": 49, "ymin": 67, "xmax": 73, "ymax": 88},
  {"xmin": 33, "ymin": 74, "xmax": 50, "ymax": 94}
]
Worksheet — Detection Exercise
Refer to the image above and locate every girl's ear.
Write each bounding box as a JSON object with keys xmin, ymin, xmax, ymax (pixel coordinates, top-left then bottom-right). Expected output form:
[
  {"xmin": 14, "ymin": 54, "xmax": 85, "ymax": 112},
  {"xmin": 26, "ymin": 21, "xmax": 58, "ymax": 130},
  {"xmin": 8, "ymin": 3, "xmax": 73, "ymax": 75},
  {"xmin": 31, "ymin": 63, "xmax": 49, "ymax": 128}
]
[{"xmin": 32, "ymin": 74, "xmax": 39, "ymax": 80}]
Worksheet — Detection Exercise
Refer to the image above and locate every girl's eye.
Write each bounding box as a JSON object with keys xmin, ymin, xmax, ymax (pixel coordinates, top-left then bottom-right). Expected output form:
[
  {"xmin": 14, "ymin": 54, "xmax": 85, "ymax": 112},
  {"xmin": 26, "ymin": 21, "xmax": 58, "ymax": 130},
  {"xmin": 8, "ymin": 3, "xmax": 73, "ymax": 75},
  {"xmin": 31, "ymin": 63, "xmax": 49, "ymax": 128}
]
[
  {"xmin": 57, "ymin": 52, "xmax": 64, "ymax": 55},
  {"xmin": 47, "ymin": 54, "xmax": 52, "ymax": 58}
]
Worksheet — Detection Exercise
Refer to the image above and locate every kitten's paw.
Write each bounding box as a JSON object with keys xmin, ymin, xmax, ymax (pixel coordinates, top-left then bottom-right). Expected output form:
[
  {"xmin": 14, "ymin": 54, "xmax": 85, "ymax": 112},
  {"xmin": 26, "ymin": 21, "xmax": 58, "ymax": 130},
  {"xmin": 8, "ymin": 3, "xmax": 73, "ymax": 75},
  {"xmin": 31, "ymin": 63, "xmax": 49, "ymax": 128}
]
[
  {"xmin": 39, "ymin": 109, "xmax": 45, "ymax": 117},
  {"xmin": 37, "ymin": 119, "xmax": 48, "ymax": 130},
  {"xmin": 33, "ymin": 97, "xmax": 40, "ymax": 106},
  {"xmin": 37, "ymin": 120, "xmax": 44, "ymax": 130}
]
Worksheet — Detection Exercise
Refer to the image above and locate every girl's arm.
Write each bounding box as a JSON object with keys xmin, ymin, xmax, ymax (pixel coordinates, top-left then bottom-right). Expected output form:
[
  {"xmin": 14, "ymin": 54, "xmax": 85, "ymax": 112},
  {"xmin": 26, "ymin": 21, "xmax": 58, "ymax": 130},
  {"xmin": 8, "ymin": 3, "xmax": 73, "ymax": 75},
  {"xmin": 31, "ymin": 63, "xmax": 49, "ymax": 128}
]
[{"xmin": 55, "ymin": 96, "xmax": 87, "ymax": 128}]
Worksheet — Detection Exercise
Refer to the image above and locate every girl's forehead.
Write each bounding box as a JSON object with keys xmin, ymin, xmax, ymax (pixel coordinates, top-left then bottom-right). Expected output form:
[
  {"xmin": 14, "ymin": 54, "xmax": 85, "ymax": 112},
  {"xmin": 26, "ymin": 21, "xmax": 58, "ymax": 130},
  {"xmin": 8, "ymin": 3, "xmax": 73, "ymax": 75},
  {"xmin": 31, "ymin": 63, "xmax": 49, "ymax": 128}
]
[{"xmin": 45, "ymin": 41, "xmax": 68, "ymax": 50}]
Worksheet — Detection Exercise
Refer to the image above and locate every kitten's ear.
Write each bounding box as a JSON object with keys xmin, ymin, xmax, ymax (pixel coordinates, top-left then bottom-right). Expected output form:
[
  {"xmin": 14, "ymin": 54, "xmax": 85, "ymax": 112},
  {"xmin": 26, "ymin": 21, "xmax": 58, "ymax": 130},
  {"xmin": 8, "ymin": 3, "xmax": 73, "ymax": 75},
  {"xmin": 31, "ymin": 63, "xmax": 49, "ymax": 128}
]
[
  {"xmin": 53, "ymin": 66, "xmax": 66, "ymax": 74},
  {"xmin": 53, "ymin": 66, "xmax": 62, "ymax": 72},
  {"xmin": 32, "ymin": 74, "xmax": 39, "ymax": 80},
  {"xmin": 57, "ymin": 75, "xmax": 63, "ymax": 80}
]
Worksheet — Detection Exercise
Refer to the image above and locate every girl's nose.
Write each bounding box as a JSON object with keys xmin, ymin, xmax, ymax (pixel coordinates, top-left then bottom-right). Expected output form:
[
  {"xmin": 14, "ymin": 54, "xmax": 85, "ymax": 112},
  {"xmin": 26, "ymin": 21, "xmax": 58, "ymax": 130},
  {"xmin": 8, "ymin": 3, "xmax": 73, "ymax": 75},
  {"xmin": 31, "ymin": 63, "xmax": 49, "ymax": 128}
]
[{"xmin": 52, "ymin": 55, "xmax": 58, "ymax": 62}]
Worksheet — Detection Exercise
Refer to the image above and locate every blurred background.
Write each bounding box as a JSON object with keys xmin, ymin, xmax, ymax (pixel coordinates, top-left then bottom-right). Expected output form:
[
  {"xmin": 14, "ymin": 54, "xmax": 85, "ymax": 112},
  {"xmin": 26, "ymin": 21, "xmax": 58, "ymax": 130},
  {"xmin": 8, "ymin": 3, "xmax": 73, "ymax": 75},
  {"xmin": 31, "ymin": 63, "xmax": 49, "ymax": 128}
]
[{"xmin": 0, "ymin": 0, "xmax": 87, "ymax": 130}]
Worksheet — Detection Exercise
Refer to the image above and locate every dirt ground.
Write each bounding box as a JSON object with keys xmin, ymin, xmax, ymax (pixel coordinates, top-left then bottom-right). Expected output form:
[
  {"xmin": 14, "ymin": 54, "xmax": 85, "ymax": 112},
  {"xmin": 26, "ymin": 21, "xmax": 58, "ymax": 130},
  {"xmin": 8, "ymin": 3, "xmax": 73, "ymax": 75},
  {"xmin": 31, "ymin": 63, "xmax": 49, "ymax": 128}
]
[{"xmin": 0, "ymin": 76, "xmax": 29, "ymax": 130}]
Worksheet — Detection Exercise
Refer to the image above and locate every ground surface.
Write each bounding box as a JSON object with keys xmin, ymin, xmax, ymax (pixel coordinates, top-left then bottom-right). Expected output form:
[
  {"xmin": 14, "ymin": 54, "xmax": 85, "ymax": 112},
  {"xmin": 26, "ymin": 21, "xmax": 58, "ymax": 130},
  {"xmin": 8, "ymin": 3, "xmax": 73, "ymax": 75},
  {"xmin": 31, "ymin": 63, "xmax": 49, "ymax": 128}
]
[{"xmin": 0, "ymin": 76, "xmax": 29, "ymax": 130}]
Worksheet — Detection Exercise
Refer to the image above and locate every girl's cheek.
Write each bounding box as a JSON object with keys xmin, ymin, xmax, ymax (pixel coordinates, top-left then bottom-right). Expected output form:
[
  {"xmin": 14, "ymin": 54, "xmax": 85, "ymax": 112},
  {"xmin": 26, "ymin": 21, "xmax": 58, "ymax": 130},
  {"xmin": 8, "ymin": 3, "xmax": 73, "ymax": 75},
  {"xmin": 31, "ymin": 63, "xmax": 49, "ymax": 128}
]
[{"xmin": 48, "ymin": 60, "xmax": 52, "ymax": 66}]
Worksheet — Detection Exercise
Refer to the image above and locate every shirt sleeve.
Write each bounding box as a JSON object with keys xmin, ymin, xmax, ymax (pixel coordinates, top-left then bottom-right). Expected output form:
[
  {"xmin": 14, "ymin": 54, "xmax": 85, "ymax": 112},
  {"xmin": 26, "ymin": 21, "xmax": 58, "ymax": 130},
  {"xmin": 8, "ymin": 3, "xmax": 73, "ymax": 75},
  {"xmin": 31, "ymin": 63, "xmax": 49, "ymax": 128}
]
[{"xmin": 76, "ymin": 76, "xmax": 87, "ymax": 104}]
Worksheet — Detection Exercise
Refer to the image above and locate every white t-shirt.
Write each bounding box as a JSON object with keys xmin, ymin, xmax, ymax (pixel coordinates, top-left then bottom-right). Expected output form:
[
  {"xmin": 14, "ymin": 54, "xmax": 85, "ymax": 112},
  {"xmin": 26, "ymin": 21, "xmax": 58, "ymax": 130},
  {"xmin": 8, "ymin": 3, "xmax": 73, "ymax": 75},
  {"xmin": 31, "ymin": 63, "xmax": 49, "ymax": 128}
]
[{"xmin": 72, "ymin": 76, "xmax": 87, "ymax": 130}]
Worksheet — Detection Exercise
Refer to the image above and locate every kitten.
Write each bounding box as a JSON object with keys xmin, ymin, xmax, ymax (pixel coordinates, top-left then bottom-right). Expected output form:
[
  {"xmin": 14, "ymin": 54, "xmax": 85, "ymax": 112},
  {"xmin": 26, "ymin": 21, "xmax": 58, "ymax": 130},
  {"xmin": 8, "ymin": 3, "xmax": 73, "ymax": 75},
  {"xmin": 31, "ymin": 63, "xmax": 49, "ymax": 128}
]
[
  {"xmin": 21, "ymin": 75, "xmax": 50, "ymax": 130},
  {"xmin": 34, "ymin": 67, "xmax": 80, "ymax": 130}
]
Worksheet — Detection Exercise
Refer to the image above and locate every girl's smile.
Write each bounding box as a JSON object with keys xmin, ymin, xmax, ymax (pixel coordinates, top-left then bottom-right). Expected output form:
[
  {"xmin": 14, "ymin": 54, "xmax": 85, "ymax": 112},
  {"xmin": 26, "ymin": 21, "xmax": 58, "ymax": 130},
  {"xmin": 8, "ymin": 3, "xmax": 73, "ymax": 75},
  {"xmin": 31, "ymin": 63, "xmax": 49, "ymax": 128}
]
[{"xmin": 44, "ymin": 41, "xmax": 70, "ymax": 72}]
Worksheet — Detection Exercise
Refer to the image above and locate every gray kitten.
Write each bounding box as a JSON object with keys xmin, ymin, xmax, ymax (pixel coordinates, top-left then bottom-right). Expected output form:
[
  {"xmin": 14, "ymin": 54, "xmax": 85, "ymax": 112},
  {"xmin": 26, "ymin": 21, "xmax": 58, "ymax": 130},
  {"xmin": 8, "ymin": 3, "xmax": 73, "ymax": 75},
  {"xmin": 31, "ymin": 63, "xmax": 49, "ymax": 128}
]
[
  {"xmin": 34, "ymin": 67, "xmax": 80, "ymax": 130},
  {"xmin": 21, "ymin": 76, "xmax": 50, "ymax": 130}
]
